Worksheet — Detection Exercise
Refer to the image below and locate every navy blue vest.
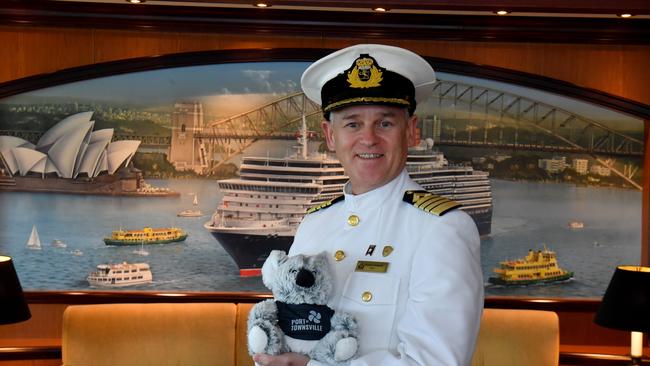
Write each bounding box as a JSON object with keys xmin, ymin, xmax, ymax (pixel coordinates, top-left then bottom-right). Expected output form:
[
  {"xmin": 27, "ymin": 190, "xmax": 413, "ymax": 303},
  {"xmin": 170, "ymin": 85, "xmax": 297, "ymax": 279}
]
[{"xmin": 276, "ymin": 302, "xmax": 335, "ymax": 341}]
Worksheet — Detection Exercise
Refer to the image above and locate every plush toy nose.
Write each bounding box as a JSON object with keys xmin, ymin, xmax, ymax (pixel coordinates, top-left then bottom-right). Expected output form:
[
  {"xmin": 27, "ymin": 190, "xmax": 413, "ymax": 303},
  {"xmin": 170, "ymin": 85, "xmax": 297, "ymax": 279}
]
[{"xmin": 295, "ymin": 269, "xmax": 315, "ymax": 288}]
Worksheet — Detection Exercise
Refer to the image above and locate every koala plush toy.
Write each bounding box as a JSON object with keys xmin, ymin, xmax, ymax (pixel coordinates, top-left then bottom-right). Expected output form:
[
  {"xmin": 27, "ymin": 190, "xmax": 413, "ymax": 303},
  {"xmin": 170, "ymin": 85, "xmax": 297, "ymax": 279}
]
[{"xmin": 247, "ymin": 250, "xmax": 359, "ymax": 364}]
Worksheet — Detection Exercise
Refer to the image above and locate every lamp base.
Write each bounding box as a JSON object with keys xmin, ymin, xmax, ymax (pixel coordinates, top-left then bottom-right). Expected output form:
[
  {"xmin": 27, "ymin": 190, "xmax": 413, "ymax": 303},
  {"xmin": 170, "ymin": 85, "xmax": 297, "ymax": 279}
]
[{"xmin": 630, "ymin": 356, "xmax": 642, "ymax": 366}]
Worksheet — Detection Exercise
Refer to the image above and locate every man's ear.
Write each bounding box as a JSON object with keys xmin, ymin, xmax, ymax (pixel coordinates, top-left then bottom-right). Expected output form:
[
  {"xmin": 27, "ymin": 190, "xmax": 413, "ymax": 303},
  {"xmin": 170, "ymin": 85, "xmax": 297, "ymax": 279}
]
[
  {"xmin": 406, "ymin": 114, "xmax": 419, "ymax": 147},
  {"xmin": 321, "ymin": 120, "xmax": 336, "ymax": 152}
]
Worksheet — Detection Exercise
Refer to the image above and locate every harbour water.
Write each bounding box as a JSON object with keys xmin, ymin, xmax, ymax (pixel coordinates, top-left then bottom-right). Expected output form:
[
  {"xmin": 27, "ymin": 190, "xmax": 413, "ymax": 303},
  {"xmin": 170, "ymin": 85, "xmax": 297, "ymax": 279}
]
[{"xmin": 0, "ymin": 178, "xmax": 641, "ymax": 298}]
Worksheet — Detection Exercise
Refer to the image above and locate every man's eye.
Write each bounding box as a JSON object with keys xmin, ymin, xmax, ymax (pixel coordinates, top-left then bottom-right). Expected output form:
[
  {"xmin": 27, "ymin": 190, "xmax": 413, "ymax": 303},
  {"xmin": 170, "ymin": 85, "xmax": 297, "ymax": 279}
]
[
  {"xmin": 379, "ymin": 120, "xmax": 394, "ymax": 128},
  {"xmin": 344, "ymin": 122, "xmax": 359, "ymax": 128}
]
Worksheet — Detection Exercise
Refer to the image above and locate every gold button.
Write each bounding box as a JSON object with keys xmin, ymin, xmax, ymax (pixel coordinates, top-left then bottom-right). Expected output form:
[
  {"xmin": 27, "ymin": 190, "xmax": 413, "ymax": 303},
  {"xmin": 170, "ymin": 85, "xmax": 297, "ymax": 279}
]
[
  {"xmin": 334, "ymin": 250, "xmax": 346, "ymax": 261},
  {"xmin": 361, "ymin": 291, "xmax": 373, "ymax": 302},
  {"xmin": 347, "ymin": 215, "xmax": 360, "ymax": 226}
]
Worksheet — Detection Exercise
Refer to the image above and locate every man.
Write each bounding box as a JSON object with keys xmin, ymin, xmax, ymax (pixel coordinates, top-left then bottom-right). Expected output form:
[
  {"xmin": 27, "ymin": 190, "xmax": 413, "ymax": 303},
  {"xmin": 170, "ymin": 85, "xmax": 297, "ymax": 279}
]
[{"xmin": 254, "ymin": 44, "xmax": 483, "ymax": 366}]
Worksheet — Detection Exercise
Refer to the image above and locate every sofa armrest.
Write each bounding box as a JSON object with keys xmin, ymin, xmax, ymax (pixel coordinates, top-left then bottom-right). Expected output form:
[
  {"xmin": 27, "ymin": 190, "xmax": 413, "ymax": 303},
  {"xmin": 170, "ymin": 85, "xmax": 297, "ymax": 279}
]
[
  {"xmin": 471, "ymin": 308, "xmax": 559, "ymax": 366},
  {"xmin": 62, "ymin": 303, "xmax": 237, "ymax": 366}
]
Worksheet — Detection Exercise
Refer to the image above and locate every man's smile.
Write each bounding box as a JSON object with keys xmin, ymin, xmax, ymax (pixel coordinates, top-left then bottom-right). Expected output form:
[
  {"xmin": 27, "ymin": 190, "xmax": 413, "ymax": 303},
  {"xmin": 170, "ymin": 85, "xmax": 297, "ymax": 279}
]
[{"xmin": 356, "ymin": 153, "xmax": 384, "ymax": 159}]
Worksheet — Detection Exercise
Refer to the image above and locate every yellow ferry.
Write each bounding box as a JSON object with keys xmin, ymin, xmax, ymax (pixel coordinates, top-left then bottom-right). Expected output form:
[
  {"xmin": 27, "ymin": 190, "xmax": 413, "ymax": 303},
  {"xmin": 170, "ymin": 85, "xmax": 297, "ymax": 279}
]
[
  {"xmin": 104, "ymin": 227, "xmax": 187, "ymax": 246},
  {"xmin": 488, "ymin": 247, "xmax": 573, "ymax": 286}
]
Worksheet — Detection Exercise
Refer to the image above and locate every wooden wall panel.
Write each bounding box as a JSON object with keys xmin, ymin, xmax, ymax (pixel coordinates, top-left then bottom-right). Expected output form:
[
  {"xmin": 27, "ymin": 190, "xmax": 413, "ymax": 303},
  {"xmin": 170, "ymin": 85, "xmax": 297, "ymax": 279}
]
[
  {"xmin": 0, "ymin": 304, "xmax": 67, "ymax": 345},
  {"xmin": 0, "ymin": 26, "xmax": 93, "ymax": 83},
  {"xmin": 93, "ymin": 29, "xmax": 182, "ymax": 63},
  {"xmin": 1, "ymin": 24, "xmax": 649, "ymax": 108}
]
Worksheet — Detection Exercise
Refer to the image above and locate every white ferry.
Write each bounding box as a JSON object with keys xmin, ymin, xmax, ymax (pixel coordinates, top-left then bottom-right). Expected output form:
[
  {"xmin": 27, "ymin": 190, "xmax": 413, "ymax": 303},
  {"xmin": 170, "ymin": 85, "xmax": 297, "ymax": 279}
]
[
  {"xmin": 86, "ymin": 262, "xmax": 152, "ymax": 287},
  {"xmin": 205, "ymin": 121, "xmax": 492, "ymax": 275}
]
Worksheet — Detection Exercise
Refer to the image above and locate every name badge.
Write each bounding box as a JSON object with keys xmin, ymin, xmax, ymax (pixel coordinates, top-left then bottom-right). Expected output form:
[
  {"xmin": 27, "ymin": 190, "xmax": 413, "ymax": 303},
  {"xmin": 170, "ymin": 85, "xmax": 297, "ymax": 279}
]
[{"xmin": 355, "ymin": 260, "xmax": 389, "ymax": 273}]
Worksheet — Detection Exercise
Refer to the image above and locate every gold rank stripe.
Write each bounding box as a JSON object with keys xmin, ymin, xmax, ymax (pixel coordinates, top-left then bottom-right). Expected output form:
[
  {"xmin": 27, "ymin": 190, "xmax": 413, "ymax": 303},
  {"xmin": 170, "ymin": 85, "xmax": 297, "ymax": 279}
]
[
  {"xmin": 429, "ymin": 200, "xmax": 462, "ymax": 216},
  {"xmin": 306, "ymin": 195, "xmax": 344, "ymax": 214},
  {"xmin": 416, "ymin": 196, "xmax": 447, "ymax": 211},
  {"xmin": 402, "ymin": 190, "xmax": 461, "ymax": 216}
]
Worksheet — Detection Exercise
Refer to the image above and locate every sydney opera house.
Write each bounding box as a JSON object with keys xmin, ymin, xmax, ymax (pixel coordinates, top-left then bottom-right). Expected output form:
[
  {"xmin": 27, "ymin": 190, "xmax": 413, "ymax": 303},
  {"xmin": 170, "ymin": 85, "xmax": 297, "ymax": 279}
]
[{"xmin": 0, "ymin": 111, "xmax": 174, "ymax": 196}]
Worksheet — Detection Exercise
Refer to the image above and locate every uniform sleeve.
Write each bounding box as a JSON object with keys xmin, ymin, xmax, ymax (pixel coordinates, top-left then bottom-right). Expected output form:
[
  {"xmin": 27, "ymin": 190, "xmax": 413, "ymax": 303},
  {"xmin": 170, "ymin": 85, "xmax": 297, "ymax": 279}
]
[
  {"xmin": 289, "ymin": 215, "xmax": 311, "ymax": 256},
  {"xmin": 349, "ymin": 210, "xmax": 484, "ymax": 366}
]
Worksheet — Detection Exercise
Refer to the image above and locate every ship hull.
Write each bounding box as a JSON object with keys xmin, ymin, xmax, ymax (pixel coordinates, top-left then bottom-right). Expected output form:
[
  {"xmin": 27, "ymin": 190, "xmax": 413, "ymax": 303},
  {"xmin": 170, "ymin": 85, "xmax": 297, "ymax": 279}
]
[
  {"xmin": 488, "ymin": 272, "xmax": 574, "ymax": 286},
  {"xmin": 463, "ymin": 207, "xmax": 492, "ymax": 237},
  {"xmin": 210, "ymin": 231, "xmax": 293, "ymax": 276}
]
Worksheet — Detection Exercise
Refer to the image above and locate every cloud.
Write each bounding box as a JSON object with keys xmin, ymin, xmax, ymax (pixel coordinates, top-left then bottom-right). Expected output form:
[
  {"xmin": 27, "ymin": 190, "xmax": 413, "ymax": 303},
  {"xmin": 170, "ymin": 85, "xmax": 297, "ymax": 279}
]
[{"xmin": 242, "ymin": 69, "xmax": 275, "ymax": 93}]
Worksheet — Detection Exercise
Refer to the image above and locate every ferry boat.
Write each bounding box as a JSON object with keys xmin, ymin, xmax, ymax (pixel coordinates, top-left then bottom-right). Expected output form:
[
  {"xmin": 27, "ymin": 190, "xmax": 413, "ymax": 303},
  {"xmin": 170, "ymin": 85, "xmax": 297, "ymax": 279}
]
[
  {"xmin": 51, "ymin": 239, "xmax": 67, "ymax": 248},
  {"xmin": 488, "ymin": 248, "xmax": 574, "ymax": 286},
  {"xmin": 104, "ymin": 227, "xmax": 187, "ymax": 246},
  {"xmin": 87, "ymin": 262, "xmax": 152, "ymax": 287},
  {"xmin": 204, "ymin": 121, "xmax": 492, "ymax": 275}
]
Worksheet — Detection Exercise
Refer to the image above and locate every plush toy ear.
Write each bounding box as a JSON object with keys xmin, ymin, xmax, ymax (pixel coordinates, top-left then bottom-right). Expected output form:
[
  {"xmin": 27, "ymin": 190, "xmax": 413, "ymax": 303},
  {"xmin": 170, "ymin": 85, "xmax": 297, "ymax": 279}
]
[
  {"xmin": 311, "ymin": 251, "xmax": 329, "ymax": 269},
  {"xmin": 262, "ymin": 250, "xmax": 287, "ymax": 290}
]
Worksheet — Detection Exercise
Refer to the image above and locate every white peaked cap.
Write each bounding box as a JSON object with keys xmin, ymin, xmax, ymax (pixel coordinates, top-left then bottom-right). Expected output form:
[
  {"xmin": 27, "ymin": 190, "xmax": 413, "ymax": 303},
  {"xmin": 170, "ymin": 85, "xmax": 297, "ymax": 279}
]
[{"xmin": 301, "ymin": 44, "xmax": 436, "ymax": 107}]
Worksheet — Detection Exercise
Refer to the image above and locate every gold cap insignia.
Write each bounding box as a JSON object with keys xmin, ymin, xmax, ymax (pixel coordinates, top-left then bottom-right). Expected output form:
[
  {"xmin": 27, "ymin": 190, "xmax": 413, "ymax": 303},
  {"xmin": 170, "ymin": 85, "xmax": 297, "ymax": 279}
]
[
  {"xmin": 382, "ymin": 245, "xmax": 393, "ymax": 257},
  {"xmin": 347, "ymin": 55, "xmax": 383, "ymax": 89}
]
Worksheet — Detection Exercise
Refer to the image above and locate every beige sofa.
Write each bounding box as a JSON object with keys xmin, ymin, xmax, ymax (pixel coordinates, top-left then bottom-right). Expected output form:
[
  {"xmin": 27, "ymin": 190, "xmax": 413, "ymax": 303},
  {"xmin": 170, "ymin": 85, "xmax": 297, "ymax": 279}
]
[{"xmin": 61, "ymin": 303, "xmax": 558, "ymax": 366}]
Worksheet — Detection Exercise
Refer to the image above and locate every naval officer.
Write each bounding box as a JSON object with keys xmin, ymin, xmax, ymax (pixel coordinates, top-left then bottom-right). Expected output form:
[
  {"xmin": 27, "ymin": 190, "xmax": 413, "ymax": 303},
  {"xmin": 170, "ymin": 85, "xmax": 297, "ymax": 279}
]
[{"xmin": 254, "ymin": 44, "xmax": 483, "ymax": 366}]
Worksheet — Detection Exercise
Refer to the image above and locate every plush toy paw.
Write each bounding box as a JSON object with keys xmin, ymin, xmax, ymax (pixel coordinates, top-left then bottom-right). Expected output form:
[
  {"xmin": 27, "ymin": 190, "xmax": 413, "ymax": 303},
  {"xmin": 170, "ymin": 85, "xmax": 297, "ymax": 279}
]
[
  {"xmin": 248, "ymin": 325, "xmax": 269, "ymax": 354},
  {"xmin": 334, "ymin": 337, "xmax": 358, "ymax": 362}
]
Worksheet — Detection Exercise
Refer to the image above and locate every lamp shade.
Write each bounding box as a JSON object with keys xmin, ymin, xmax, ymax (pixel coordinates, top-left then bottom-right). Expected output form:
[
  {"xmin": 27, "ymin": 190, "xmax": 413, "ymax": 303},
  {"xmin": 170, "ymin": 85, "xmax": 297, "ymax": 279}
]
[
  {"xmin": 595, "ymin": 265, "xmax": 650, "ymax": 333},
  {"xmin": 0, "ymin": 256, "xmax": 31, "ymax": 325}
]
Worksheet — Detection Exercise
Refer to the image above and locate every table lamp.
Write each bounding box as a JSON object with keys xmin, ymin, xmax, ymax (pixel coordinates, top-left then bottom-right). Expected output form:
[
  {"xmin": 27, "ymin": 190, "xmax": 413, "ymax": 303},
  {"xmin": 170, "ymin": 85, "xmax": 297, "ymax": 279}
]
[
  {"xmin": 595, "ymin": 265, "xmax": 650, "ymax": 365},
  {"xmin": 0, "ymin": 255, "xmax": 31, "ymax": 325}
]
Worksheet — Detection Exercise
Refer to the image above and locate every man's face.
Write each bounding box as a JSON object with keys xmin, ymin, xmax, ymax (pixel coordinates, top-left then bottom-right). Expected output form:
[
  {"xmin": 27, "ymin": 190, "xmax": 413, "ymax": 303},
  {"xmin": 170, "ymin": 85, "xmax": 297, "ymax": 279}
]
[{"xmin": 322, "ymin": 105, "xmax": 418, "ymax": 195}]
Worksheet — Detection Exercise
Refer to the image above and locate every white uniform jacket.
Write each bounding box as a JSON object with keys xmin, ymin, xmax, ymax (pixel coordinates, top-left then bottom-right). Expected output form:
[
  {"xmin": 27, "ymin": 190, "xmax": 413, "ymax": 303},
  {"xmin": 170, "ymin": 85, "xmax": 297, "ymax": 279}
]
[{"xmin": 289, "ymin": 169, "xmax": 484, "ymax": 366}]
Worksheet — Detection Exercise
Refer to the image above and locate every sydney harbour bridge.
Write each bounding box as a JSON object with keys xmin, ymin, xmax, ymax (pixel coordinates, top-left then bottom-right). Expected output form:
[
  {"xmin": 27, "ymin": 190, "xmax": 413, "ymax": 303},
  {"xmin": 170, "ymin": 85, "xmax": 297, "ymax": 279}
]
[
  {"xmin": 191, "ymin": 79, "xmax": 644, "ymax": 190},
  {"xmin": 1, "ymin": 79, "xmax": 644, "ymax": 189}
]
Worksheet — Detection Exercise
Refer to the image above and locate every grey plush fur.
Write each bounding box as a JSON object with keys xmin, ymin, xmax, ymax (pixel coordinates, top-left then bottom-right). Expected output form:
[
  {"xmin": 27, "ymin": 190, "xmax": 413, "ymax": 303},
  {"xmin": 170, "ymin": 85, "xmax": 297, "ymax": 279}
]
[{"xmin": 247, "ymin": 250, "xmax": 359, "ymax": 365}]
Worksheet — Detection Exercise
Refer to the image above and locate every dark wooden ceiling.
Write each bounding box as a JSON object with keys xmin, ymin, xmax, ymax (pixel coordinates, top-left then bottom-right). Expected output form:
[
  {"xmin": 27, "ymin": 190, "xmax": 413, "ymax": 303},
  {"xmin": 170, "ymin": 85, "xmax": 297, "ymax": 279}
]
[{"xmin": 0, "ymin": 0, "xmax": 649, "ymax": 44}]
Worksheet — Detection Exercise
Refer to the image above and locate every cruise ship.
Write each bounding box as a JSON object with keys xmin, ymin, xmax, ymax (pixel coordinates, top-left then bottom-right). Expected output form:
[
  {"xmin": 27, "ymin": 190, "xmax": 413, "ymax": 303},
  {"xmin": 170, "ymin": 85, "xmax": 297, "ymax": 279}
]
[{"xmin": 205, "ymin": 124, "xmax": 492, "ymax": 276}]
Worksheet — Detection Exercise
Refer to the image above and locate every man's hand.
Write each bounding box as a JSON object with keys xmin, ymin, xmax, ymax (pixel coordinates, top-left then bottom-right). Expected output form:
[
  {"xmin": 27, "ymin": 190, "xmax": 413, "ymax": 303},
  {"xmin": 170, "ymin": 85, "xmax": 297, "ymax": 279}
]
[{"xmin": 253, "ymin": 352, "xmax": 310, "ymax": 366}]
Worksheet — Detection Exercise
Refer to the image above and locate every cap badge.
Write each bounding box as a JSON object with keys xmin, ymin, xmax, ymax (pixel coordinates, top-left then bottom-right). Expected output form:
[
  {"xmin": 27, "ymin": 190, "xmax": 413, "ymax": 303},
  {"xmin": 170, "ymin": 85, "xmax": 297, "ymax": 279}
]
[{"xmin": 347, "ymin": 54, "xmax": 383, "ymax": 89}]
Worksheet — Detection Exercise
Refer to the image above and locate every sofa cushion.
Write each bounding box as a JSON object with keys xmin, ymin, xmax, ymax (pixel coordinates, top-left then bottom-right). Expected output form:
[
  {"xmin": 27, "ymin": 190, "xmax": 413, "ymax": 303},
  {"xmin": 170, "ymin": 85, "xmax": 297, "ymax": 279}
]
[
  {"xmin": 62, "ymin": 303, "xmax": 237, "ymax": 366},
  {"xmin": 471, "ymin": 309, "xmax": 559, "ymax": 366}
]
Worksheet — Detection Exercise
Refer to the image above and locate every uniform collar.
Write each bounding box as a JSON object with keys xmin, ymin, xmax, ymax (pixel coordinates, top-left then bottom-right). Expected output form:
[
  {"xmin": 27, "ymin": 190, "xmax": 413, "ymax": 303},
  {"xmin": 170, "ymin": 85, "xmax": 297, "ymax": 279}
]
[{"xmin": 343, "ymin": 169, "xmax": 409, "ymax": 211}]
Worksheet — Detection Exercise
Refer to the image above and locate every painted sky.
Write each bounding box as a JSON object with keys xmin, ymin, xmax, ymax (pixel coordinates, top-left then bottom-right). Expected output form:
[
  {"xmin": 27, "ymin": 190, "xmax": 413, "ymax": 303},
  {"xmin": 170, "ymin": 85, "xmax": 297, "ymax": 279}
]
[{"xmin": 0, "ymin": 61, "xmax": 642, "ymax": 131}]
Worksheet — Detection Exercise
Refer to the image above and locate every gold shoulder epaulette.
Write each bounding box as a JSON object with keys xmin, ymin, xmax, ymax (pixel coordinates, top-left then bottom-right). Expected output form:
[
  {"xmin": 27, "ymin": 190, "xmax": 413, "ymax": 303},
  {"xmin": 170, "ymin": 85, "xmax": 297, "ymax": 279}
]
[
  {"xmin": 403, "ymin": 190, "xmax": 461, "ymax": 216},
  {"xmin": 306, "ymin": 195, "xmax": 344, "ymax": 214}
]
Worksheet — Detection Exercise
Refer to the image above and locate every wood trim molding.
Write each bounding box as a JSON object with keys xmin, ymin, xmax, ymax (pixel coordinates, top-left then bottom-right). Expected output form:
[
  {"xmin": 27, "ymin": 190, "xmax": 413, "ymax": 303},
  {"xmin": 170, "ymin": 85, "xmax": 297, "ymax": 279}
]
[
  {"xmin": 2, "ymin": 346, "xmax": 648, "ymax": 365},
  {"xmin": 0, "ymin": 1, "xmax": 649, "ymax": 44},
  {"xmin": 0, "ymin": 346, "xmax": 61, "ymax": 361},
  {"xmin": 1, "ymin": 48, "xmax": 648, "ymax": 120},
  {"xmin": 22, "ymin": 291, "xmax": 601, "ymax": 311},
  {"xmin": 640, "ymin": 118, "xmax": 650, "ymax": 267}
]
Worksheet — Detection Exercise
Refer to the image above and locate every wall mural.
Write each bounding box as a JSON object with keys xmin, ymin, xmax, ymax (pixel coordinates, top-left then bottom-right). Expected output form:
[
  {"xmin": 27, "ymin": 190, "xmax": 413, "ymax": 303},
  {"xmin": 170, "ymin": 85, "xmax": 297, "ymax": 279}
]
[{"xmin": 0, "ymin": 58, "xmax": 643, "ymax": 298}]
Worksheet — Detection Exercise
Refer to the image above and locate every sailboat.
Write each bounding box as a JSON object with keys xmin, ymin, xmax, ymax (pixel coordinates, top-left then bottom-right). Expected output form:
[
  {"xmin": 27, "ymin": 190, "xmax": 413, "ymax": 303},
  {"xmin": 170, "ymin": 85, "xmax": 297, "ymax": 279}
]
[
  {"xmin": 26, "ymin": 225, "xmax": 42, "ymax": 250},
  {"xmin": 132, "ymin": 240, "xmax": 149, "ymax": 256},
  {"xmin": 177, "ymin": 193, "xmax": 203, "ymax": 217}
]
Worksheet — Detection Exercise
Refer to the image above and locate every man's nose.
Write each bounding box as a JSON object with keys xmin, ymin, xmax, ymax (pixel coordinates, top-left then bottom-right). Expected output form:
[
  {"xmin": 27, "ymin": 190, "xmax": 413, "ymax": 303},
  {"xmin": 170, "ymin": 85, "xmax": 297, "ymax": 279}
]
[{"xmin": 359, "ymin": 125, "xmax": 379, "ymax": 146}]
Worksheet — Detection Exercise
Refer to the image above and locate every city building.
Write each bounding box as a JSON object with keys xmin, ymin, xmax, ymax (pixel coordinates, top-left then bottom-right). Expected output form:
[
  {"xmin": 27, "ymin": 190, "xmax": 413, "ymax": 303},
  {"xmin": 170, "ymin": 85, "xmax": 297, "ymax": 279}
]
[
  {"xmin": 538, "ymin": 156, "xmax": 566, "ymax": 174},
  {"xmin": 572, "ymin": 158, "xmax": 589, "ymax": 175},
  {"xmin": 590, "ymin": 164, "xmax": 612, "ymax": 177}
]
